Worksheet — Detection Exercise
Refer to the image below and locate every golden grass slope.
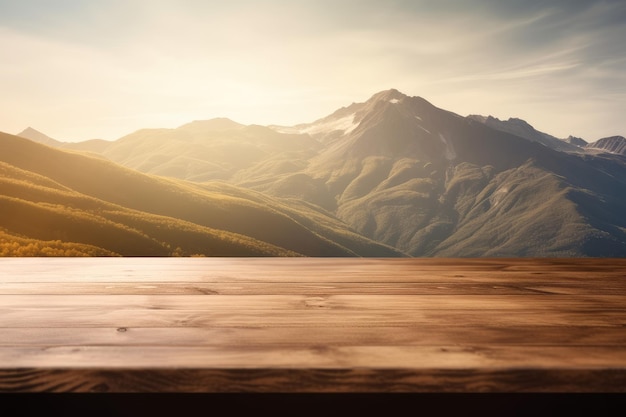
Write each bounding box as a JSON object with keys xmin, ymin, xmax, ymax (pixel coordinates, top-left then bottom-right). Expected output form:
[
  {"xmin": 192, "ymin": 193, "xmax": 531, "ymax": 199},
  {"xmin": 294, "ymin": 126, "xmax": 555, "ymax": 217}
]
[
  {"xmin": 0, "ymin": 132, "xmax": 403, "ymax": 256},
  {"xmin": 0, "ymin": 160, "xmax": 295, "ymax": 256},
  {"xmin": 0, "ymin": 229, "xmax": 116, "ymax": 256}
]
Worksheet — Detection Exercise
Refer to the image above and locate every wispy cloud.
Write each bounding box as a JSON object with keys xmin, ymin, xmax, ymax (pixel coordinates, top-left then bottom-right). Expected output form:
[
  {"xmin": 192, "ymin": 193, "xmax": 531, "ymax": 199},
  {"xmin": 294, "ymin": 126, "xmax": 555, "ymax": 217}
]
[{"xmin": 0, "ymin": 0, "xmax": 625, "ymax": 141}]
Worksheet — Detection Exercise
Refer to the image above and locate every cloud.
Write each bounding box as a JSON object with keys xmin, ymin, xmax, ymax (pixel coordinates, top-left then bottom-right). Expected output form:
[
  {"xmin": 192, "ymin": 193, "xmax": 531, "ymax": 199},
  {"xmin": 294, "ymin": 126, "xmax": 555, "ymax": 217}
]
[{"xmin": 0, "ymin": 1, "xmax": 625, "ymax": 140}]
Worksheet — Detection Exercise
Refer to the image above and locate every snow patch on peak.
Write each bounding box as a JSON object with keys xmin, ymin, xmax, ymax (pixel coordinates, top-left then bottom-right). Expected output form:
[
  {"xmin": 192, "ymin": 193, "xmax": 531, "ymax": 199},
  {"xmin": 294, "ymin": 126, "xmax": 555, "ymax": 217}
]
[
  {"xmin": 368, "ymin": 88, "xmax": 407, "ymax": 104},
  {"xmin": 389, "ymin": 98, "xmax": 400, "ymax": 104},
  {"xmin": 299, "ymin": 113, "xmax": 359, "ymax": 136}
]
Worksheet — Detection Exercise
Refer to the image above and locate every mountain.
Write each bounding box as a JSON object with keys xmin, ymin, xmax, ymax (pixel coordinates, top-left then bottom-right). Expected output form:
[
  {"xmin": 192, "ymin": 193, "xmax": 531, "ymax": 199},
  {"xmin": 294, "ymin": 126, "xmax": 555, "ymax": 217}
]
[
  {"xmin": 17, "ymin": 127, "xmax": 113, "ymax": 154},
  {"xmin": 466, "ymin": 115, "xmax": 583, "ymax": 153},
  {"xmin": 8, "ymin": 89, "xmax": 626, "ymax": 257},
  {"xmin": 64, "ymin": 138, "xmax": 113, "ymax": 154},
  {"xmin": 586, "ymin": 136, "xmax": 626, "ymax": 155},
  {"xmin": 89, "ymin": 119, "xmax": 320, "ymax": 182},
  {"xmin": 17, "ymin": 127, "xmax": 64, "ymax": 147},
  {"xmin": 0, "ymin": 131, "xmax": 404, "ymax": 257},
  {"xmin": 565, "ymin": 135, "xmax": 588, "ymax": 147},
  {"xmin": 287, "ymin": 89, "xmax": 626, "ymax": 256}
]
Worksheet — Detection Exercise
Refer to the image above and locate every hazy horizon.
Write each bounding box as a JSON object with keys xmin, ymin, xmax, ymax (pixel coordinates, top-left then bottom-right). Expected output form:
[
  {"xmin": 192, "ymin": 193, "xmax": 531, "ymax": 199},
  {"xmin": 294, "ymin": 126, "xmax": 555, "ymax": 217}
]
[{"xmin": 1, "ymin": 0, "xmax": 625, "ymax": 142}]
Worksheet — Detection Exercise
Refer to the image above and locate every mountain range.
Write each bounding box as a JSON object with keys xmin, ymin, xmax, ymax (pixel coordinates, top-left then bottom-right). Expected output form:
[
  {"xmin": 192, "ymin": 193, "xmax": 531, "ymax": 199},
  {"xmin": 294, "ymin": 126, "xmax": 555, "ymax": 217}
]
[{"xmin": 4, "ymin": 88, "xmax": 626, "ymax": 257}]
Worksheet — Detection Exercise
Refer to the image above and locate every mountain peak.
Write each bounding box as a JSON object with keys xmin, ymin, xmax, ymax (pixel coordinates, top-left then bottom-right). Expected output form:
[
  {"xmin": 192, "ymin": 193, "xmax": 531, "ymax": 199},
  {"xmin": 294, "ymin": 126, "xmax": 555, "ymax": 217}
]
[
  {"xmin": 467, "ymin": 115, "xmax": 584, "ymax": 153},
  {"xmin": 19, "ymin": 126, "xmax": 39, "ymax": 134},
  {"xmin": 16, "ymin": 127, "xmax": 62, "ymax": 146},
  {"xmin": 506, "ymin": 117, "xmax": 533, "ymax": 127},
  {"xmin": 177, "ymin": 118, "xmax": 244, "ymax": 132},
  {"xmin": 586, "ymin": 135, "xmax": 626, "ymax": 155},
  {"xmin": 565, "ymin": 135, "xmax": 588, "ymax": 147},
  {"xmin": 18, "ymin": 126, "xmax": 46, "ymax": 137},
  {"xmin": 368, "ymin": 88, "xmax": 408, "ymax": 104}
]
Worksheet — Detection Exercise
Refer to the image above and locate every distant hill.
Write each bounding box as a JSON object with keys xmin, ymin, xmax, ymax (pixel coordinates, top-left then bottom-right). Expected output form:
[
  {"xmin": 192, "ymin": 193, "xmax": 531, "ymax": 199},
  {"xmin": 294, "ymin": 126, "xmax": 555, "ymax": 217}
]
[
  {"xmin": 17, "ymin": 127, "xmax": 64, "ymax": 147},
  {"xmin": 64, "ymin": 138, "xmax": 113, "ymax": 154},
  {"xmin": 17, "ymin": 127, "xmax": 113, "ymax": 155},
  {"xmin": 85, "ymin": 119, "xmax": 321, "ymax": 182}
]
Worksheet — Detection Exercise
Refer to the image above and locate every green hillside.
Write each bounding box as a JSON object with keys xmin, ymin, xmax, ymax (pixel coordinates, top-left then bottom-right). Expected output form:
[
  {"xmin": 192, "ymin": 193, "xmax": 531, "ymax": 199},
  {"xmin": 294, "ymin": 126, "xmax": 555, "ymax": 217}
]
[{"xmin": 0, "ymin": 132, "xmax": 404, "ymax": 257}]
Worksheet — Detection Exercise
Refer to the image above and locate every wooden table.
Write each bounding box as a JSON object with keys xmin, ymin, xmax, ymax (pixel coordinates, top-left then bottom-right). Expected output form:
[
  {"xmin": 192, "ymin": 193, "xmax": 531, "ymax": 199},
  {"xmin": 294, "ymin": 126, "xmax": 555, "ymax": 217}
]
[{"xmin": 1, "ymin": 257, "xmax": 625, "ymax": 393}]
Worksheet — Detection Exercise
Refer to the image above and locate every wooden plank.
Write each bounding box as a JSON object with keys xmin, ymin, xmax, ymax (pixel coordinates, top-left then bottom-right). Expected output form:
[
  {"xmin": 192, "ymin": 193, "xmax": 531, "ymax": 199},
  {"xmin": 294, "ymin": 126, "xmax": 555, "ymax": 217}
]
[
  {"xmin": 1, "ymin": 258, "xmax": 625, "ymax": 283},
  {"xmin": 1, "ymin": 346, "xmax": 626, "ymax": 371},
  {"xmin": 2, "ymin": 326, "xmax": 626, "ymax": 347},
  {"xmin": 10, "ymin": 281, "xmax": 619, "ymax": 295},
  {"xmin": 2, "ymin": 294, "xmax": 624, "ymax": 310},
  {"xmin": 1, "ymin": 258, "xmax": 625, "ymax": 393},
  {"xmin": 1, "ymin": 308, "xmax": 624, "ymax": 328}
]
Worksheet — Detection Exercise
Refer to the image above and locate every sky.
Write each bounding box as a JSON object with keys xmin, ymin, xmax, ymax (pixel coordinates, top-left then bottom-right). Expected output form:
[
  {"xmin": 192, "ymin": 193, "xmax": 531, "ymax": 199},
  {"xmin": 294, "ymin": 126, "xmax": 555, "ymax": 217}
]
[{"xmin": 1, "ymin": 0, "xmax": 625, "ymax": 142}]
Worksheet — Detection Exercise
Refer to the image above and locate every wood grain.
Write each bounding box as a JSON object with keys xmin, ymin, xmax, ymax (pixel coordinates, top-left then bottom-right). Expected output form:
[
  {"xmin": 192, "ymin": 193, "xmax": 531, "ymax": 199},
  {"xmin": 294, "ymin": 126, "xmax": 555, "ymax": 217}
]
[{"xmin": 0, "ymin": 258, "xmax": 625, "ymax": 393}]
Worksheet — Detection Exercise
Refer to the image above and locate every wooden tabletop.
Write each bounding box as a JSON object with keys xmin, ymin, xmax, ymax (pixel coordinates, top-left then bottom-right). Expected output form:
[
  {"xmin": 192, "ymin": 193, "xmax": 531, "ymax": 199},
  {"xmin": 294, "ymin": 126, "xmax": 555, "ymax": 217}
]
[{"xmin": 1, "ymin": 257, "xmax": 625, "ymax": 393}]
